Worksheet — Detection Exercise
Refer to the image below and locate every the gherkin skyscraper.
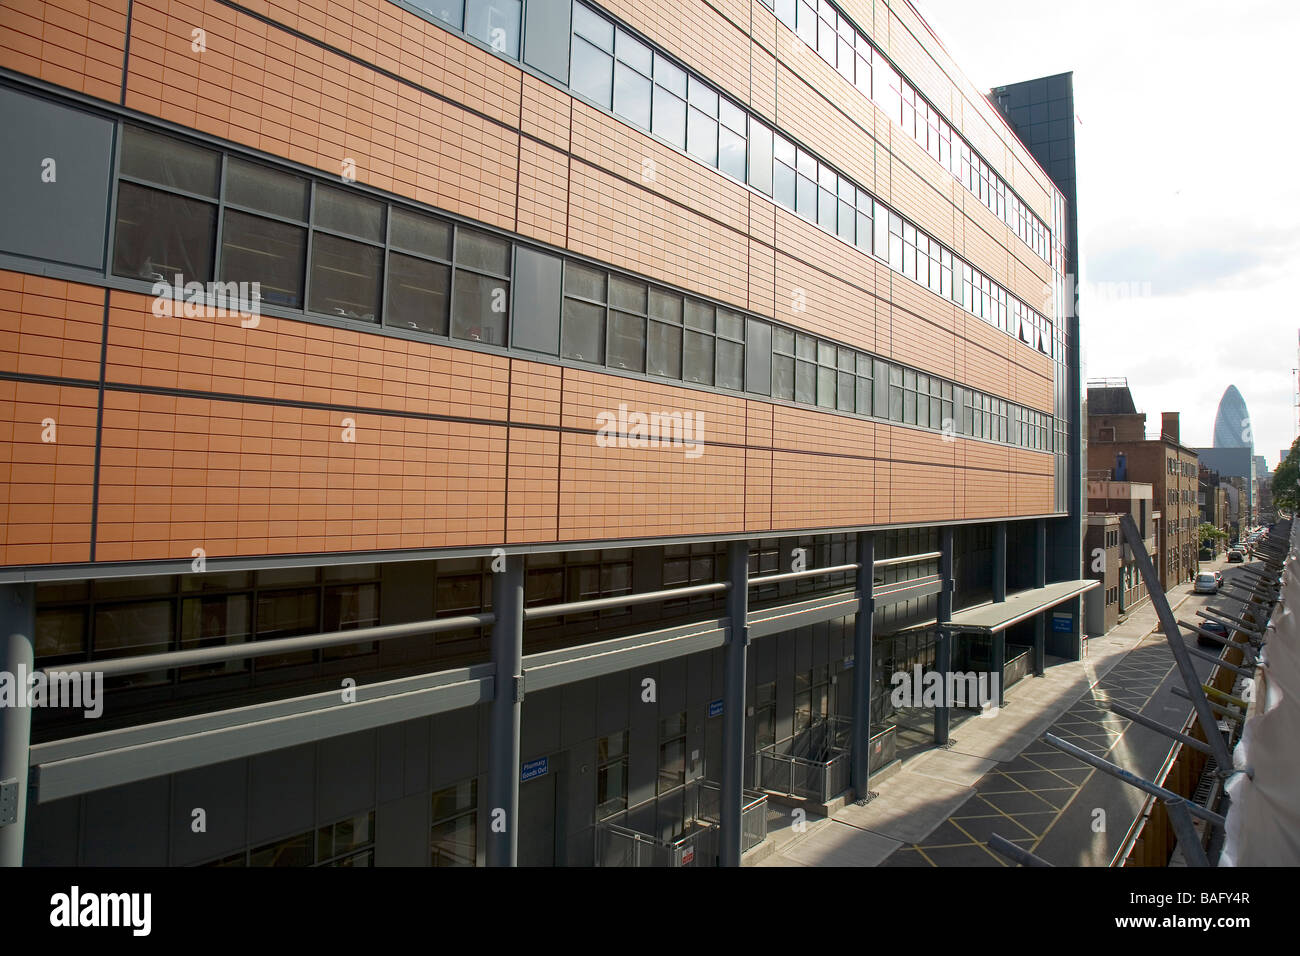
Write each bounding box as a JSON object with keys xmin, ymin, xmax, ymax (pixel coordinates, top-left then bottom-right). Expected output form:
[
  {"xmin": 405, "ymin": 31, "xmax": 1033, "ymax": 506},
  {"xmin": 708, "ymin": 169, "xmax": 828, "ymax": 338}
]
[{"xmin": 1213, "ymin": 385, "xmax": 1252, "ymax": 448}]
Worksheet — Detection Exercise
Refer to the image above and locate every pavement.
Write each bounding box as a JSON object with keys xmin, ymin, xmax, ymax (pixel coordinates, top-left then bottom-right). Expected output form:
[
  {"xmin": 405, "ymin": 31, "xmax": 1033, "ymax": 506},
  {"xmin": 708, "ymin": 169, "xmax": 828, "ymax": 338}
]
[{"xmin": 756, "ymin": 556, "xmax": 1243, "ymax": 867}]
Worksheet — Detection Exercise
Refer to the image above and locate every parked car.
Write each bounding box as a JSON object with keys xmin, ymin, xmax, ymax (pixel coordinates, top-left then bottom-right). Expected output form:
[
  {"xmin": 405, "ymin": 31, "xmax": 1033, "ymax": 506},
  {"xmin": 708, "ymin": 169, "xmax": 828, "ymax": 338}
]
[
  {"xmin": 1197, "ymin": 619, "xmax": 1230, "ymax": 649},
  {"xmin": 1193, "ymin": 572, "xmax": 1219, "ymax": 595},
  {"xmin": 1227, "ymin": 549, "xmax": 1245, "ymax": 563}
]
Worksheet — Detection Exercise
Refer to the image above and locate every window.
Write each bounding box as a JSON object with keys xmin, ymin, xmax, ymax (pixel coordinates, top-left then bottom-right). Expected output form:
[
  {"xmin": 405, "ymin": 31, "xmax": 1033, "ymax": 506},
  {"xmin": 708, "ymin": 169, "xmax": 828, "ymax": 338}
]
[
  {"xmin": 686, "ymin": 76, "xmax": 719, "ymax": 166},
  {"xmin": 431, "ymin": 779, "xmax": 478, "ymax": 866},
  {"xmin": 647, "ymin": 288, "xmax": 683, "ymax": 378},
  {"xmin": 465, "ymin": 0, "xmax": 521, "ymax": 58},
  {"xmin": 748, "ymin": 119, "xmax": 773, "ymax": 196},
  {"xmin": 309, "ymin": 186, "xmax": 384, "ymax": 322},
  {"xmin": 795, "ymin": 333, "xmax": 816, "ymax": 404},
  {"xmin": 652, "ymin": 53, "xmax": 688, "ymax": 149},
  {"xmin": 772, "ymin": 327, "xmax": 795, "ymax": 401},
  {"xmin": 571, "ymin": 20, "xmax": 613, "ymax": 109},
  {"xmin": 561, "ymin": 261, "xmax": 606, "ymax": 363},
  {"xmin": 606, "ymin": 275, "xmax": 647, "ymax": 371},
  {"xmin": 596, "ymin": 731, "xmax": 628, "ymax": 819},
  {"xmin": 745, "ymin": 318, "xmax": 772, "ymax": 396},
  {"xmin": 715, "ymin": 307, "xmax": 745, "ymax": 389},
  {"xmin": 220, "ymin": 159, "xmax": 308, "ymax": 308},
  {"xmin": 452, "ymin": 228, "xmax": 511, "ymax": 345},
  {"xmin": 658, "ymin": 712, "xmax": 687, "ymax": 795},
  {"xmin": 385, "ymin": 206, "xmax": 453, "ymax": 335},
  {"xmin": 217, "ymin": 811, "xmax": 375, "ymax": 867},
  {"xmin": 855, "ymin": 353, "xmax": 872, "ymax": 416},
  {"xmin": 613, "ymin": 29, "xmax": 652, "ymax": 129},
  {"xmin": 113, "ymin": 127, "xmax": 220, "ymax": 283},
  {"xmin": 683, "ymin": 299, "xmax": 715, "ymax": 385}
]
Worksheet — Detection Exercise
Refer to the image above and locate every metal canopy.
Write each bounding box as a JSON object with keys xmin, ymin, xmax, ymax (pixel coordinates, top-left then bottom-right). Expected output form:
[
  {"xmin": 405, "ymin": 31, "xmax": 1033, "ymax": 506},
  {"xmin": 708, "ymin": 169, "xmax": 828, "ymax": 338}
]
[{"xmin": 945, "ymin": 579, "xmax": 1100, "ymax": 635}]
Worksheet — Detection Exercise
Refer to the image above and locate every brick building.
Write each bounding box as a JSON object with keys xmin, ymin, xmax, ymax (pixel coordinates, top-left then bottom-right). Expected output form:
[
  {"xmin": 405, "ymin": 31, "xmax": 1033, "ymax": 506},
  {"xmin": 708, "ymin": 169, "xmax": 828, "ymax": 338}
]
[{"xmin": 1087, "ymin": 383, "xmax": 1198, "ymax": 592}]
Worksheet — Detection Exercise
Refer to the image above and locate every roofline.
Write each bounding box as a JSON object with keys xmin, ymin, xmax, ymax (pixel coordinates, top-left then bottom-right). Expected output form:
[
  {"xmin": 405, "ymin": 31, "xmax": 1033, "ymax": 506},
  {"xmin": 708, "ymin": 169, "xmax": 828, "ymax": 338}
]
[{"xmin": 900, "ymin": 0, "xmax": 1065, "ymax": 200}]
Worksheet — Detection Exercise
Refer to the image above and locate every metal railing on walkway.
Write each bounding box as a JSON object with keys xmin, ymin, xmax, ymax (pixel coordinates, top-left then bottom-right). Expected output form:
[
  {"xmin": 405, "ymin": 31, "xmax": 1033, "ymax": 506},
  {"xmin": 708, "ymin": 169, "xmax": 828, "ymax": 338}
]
[{"xmin": 595, "ymin": 780, "xmax": 767, "ymax": 866}]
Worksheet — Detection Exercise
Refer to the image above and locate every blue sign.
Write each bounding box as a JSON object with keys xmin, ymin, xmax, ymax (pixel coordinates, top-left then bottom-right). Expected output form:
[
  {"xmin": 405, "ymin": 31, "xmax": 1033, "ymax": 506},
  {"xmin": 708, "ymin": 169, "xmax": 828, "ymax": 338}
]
[
  {"xmin": 521, "ymin": 757, "xmax": 549, "ymax": 782},
  {"xmin": 1052, "ymin": 614, "xmax": 1073, "ymax": 633},
  {"xmin": 708, "ymin": 699, "xmax": 724, "ymax": 718}
]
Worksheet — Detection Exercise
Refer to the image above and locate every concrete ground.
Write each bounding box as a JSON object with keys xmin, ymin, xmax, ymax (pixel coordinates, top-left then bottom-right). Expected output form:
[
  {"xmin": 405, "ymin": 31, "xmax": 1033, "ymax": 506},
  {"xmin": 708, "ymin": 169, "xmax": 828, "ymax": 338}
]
[{"xmin": 756, "ymin": 556, "xmax": 1245, "ymax": 867}]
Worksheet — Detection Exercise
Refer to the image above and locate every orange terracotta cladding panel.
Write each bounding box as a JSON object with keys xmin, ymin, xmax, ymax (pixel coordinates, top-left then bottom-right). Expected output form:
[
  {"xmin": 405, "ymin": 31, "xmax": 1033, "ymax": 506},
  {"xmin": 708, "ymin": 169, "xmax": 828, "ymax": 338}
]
[
  {"xmin": 93, "ymin": 390, "xmax": 507, "ymax": 562},
  {"xmin": 557, "ymin": 431, "xmax": 746, "ymax": 541},
  {"xmin": 0, "ymin": 380, "xmax": 98, "ymax": 566},
  {"xmin": 506, "ymin": 425, "xmax": 558, "ymax": 543},
  {"xmin": 559, "ymin": 367, "xmax": 748, "ymax": 437},
  {"xmin": 0, "ymin": 272, "xmax": 105, "ymax": 382},
  {"xmin": 104, "ymin": 289, "xmax": 510, "ymax": 421},
  {"xmin": 0, "ymin": 0, "xmax": 127, "ymax": 104},
  {"xmin": 771, "ymin": 451, "xmax": 875, "ymax": 530},
  {"xmin": 122, "ymin": 0, "xmax": 520, "ymax": 230}
]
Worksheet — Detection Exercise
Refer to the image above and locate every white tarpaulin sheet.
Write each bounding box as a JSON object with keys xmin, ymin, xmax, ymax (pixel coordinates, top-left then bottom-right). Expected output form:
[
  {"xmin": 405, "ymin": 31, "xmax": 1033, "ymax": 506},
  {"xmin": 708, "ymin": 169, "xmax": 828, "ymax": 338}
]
[{"xmin": 1220, "ymin": 521, "xmax": 1300, "ymax": 866}]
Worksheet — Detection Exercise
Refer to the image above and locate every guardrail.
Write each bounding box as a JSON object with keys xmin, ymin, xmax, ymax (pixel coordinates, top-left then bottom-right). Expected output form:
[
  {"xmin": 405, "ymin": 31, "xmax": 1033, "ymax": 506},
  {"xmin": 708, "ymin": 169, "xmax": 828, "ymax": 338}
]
[{"xmin": 595, "ymin": 780, "xmax": 767, "ymax": 866}]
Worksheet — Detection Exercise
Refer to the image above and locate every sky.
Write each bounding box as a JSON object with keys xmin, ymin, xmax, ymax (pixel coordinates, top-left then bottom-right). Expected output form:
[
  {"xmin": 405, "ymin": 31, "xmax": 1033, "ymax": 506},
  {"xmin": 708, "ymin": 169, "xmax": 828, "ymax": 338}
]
[{"xmin": 912, "ymin": 0, "xmax": 1300, "ymax": 469}]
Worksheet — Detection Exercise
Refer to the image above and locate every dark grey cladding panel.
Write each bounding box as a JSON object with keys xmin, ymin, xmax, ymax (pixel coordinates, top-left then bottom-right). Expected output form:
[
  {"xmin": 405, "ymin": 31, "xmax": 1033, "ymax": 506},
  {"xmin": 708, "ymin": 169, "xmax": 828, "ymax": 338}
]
[
  {"xmin": 169, "ymin": 759, "xmax": 248, "ymax": 865},
  {"xmin": 0, "ymin": 85, "xmax": 114, "ymax": 269},
  {"xmin": 317, "ymin": 730, "xmax": 377, "ymax": 822},
  {"xmin": 81, "ymin": 776, "xmax": 170, "ymax": 866},
  {"xmin": 249, "ymin": 744, "xmax": 315, "ymax": 845}
]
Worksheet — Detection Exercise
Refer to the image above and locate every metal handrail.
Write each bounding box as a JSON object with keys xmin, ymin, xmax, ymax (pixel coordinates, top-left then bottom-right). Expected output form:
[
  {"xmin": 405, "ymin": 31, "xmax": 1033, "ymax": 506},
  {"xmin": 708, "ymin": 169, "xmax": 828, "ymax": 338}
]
[
  {"xmin": 523, "ymin": 581, "xmax": 728, "ymax": 620},
  {"xmin": 749, "ymin": 563, "xmax": 859, "ymax": 586},
  {"xmin": 49, "ymin": 613, "xmax": 495, "ymax": 677}
]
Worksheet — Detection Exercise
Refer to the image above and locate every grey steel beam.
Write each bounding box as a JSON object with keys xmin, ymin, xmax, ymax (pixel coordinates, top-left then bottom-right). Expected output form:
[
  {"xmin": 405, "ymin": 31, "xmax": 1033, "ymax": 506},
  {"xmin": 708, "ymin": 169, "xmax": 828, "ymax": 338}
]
[
  {"xmin": 1108, "ymin": 702, "xmax": 1214, "ymax": 757},
  {"xmin": 1183, "ymin": 647, "xmax": 1253, "ymax": 677},
  {"xmin": 0, "ymin": 583, "xmax": 35, "ymax": 866},
  {"xmin": 850, "ymin": 532, "xmax": 875, "ymax": 800},
  {"xmin": 1177, "ymin": 621, "xmax": 1258, "ymax": 663},
  {"xmin": 487, "ymin": 555, "xmax": 524, "ymax": 867},
  {"xmin": 720, "ymin": 540, "xmax": 749, "ymax": 867},
  {"xmin": 32, "ymin": 664, "xmax": 492, "ymax": 766},
  {"xmin": 934, "ymin": 528, "xmax": 954, "ymax": 746},
  {"xmin": 33, "ymin": 672, "xmax": 493, "ymax": 803},
  {"xmin": 988, "ymin": 832, "xmax": 1052, "ymax": 867},
  {"xmin": 1170, "ymin": 686, "xmax": 1244, "ymax": 721},
  {"xmin": 993, "ymin": 522, "xmax": 1007, "ymax": 603},
  {"xmin": 1165, "ymin": 798, "xmax": 1211, "ymax": 867},
  {"xmin": 1044, "ymin": 733, "xmax": 1226, "ymax": 826},
  {"xmin": 1118, "ymin": 514, "xmax": 1235, "ymax": 775},
  {"xmin": 1034, "ymin": 519, "xmax": 1047, "ymax": 677},
  {"xmin": 1196, "ymin": 608, "xmax": 1264, "ymax": 637}
]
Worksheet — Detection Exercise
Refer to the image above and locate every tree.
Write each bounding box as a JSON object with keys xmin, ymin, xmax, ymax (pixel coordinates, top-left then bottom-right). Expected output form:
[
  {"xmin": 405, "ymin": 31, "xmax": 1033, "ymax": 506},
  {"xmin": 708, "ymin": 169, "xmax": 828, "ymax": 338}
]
[
  {"xmin": 1198, "ymin": 522, "xmax": 1227, "ymax": 545},
  {"xmin": 1273, "ymin": 437, "xmax": 1300, "ymax": 515}
]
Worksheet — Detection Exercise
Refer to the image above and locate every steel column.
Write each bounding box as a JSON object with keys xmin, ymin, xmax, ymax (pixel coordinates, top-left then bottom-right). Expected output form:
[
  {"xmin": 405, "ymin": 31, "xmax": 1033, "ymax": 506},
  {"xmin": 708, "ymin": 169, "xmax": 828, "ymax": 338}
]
[
  {"xmin": 719, "ymin": 540, "xmax": 749, "ymax": 866},
  {"xmin": 486, "ymin": 556, "xmax": 523, "ymax": 867},
  {"xmin": 993, "ymin": 522, "xmax": 1007, "ymax": 603},
  {"xmin": 934, "ymin": 529, "xmax": 954, "ymax": 745},
  {"xmin": 1034, "ymin": 519, "xmax": 1047, "ymax": 677},
  {"xmin": 1118, "ymin": 514, "xmax": 1235, "ymax": 775},
  {"xmin": 850, "ymin": 532, "xmax": 875, "ymax": 799},
  {"xmin": 0, "ymin": 583, "xmax": 35, "ymax": 867}
]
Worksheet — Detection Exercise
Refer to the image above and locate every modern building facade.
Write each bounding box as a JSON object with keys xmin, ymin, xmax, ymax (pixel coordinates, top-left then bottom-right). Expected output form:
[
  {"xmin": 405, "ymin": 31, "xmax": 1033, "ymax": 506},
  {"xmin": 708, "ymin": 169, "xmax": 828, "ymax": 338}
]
[
  {"xmin": 1087, "ymin": 384, "xmax": 1198, "ymax": 592},
  {"xmin": 1198, "ymin": 464, "xmax": 1229, "ymax": 550},
  {"xmin": 0, "ymin": 0, "xmax": 1083, "ymax": 867}
]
